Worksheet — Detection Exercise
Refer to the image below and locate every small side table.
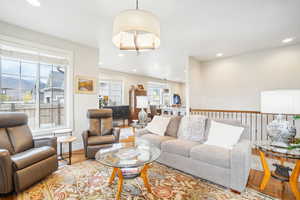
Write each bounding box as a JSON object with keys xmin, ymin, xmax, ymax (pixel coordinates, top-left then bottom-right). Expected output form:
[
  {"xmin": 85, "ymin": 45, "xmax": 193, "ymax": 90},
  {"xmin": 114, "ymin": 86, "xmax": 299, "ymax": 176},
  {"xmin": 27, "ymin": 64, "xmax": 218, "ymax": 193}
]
[{"xmin": 57, "ymin": 136, "xmax": 77, "ymax": 165}]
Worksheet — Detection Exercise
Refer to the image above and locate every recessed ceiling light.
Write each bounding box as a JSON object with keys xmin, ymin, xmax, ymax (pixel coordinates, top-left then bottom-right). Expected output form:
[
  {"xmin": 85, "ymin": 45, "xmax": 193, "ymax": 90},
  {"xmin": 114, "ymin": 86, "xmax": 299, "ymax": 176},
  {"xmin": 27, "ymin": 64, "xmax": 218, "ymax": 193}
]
[
  {"xmin": 216, "ymin": 53, "xmax": 223, "ymax": 57},
  {"xmin": 118, "ymin": 53, "xmax": 124, "ymax": 57},
  {"xmin": 26, "ymin": 0, "xmax": 41, "ymax": 7},
  {"xmin": 282, "ymin": 37, "xmax": 294, "ymax": 44},
  {"xmin": 132, "ymin": 69, "xmax": 137, "ymax": 72},
  {"xmin": 98, "ymin": 61, "xmax": 103, "ymax": 65}
]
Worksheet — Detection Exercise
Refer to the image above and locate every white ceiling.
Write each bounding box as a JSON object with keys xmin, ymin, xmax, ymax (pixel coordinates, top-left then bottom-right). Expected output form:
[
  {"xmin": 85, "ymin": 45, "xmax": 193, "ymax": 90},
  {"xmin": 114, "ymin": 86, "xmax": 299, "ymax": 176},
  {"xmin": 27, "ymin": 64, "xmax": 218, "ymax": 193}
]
[{"xmin": 0, "ymin": 0, "xmax": 300, "ymax": 83}]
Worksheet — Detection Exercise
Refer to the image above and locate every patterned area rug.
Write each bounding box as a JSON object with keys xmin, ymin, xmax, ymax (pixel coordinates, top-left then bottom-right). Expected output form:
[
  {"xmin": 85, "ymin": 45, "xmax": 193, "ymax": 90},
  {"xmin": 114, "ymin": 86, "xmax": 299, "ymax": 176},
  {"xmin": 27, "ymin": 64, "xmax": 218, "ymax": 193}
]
[{"xmin": 13, "ymin": 160, "xmax": 273, "ymax": 200}]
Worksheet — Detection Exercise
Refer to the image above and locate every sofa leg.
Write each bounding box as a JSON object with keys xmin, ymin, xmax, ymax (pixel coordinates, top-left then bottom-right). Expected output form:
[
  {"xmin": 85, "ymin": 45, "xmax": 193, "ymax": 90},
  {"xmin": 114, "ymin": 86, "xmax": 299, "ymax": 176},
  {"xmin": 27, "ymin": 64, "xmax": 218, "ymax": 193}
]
[{"xmin": 230, "ymin": 189, "xmax": 241, "ymax": 195}]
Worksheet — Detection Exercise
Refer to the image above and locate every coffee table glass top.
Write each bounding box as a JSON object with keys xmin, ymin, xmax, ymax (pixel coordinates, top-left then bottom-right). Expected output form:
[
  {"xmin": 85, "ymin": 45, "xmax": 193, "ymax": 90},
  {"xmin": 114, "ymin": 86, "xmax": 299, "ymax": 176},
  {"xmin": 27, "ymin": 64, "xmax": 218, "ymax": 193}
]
[
  {"xmin": 254, "ymin": 140, "xmax": 300, "ymax": 159},
  {"xmin": 95, "ymin": 139, "xmax": 161, "ymax": 168}
]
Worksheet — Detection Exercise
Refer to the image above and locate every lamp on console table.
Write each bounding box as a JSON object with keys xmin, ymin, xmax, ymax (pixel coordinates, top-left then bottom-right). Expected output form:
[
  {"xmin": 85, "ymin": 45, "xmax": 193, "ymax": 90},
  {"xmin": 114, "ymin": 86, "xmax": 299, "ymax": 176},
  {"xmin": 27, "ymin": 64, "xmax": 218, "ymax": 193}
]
[
  {"xmin": 261, "ymin": 89, "xmax": 300, "ymax": 148},
  {"xmin": 137, "ymin": 96, "xmax": 148, "ymax": 124}
]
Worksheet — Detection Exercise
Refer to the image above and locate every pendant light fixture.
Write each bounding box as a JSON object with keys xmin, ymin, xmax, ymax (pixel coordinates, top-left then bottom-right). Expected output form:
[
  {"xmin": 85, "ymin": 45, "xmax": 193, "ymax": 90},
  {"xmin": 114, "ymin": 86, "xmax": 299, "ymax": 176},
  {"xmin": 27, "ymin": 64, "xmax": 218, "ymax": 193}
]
[{"xmin": 112, "ymin": 0, "xmax": 160, "ymax": 53}]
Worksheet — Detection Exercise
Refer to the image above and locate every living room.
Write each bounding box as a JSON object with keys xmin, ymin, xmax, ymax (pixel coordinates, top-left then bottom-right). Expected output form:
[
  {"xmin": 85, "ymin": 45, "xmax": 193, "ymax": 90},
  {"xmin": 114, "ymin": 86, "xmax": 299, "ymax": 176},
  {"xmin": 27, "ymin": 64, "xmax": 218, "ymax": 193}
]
[{"xmin": 0, "ymin": 0, "xmax": 300, "ymax": 200}]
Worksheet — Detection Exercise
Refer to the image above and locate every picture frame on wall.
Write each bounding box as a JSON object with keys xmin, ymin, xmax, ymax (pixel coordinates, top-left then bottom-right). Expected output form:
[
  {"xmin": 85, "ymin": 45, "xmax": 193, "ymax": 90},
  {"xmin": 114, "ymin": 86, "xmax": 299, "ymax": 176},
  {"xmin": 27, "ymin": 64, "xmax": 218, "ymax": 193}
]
[{"xmin": 75, "ymin": 75, "xmax": 97, "ymax": 94}]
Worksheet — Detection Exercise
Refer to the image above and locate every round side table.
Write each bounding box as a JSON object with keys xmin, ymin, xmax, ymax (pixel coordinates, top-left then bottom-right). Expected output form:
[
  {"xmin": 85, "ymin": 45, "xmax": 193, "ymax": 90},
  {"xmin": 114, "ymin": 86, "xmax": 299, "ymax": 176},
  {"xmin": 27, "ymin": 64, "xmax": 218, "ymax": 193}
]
[
  {"xmin": 255, "ymin": 141, "xmax": 300, "ymax": 200},
  {"xmin": 57, "ymin": 136, "xmax": 77, "ymax": 165}
]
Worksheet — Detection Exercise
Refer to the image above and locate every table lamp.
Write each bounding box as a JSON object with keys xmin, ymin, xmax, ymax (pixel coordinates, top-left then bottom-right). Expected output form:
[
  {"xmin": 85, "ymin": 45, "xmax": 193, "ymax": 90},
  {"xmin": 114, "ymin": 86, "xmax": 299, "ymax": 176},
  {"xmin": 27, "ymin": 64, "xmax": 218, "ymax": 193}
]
[
  {"xmin": 137, "ymin": 96, "xmax": 148, "ymax": 124},
  {"xmin": 261, "ymin": 89, "xmax": 300, "ymax": 147}
]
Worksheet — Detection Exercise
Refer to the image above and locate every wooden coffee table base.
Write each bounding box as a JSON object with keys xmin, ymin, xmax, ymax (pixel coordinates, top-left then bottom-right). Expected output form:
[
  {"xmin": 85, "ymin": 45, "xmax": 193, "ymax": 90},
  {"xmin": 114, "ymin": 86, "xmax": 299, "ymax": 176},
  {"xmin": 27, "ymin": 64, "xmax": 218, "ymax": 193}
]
[
  {"xmin": 259, "ymin": 150, "xmax": 300, "ymax": 200},
  {"xmin": 108, "ymin": 164, "xmax": 151, "ymax": 200}
]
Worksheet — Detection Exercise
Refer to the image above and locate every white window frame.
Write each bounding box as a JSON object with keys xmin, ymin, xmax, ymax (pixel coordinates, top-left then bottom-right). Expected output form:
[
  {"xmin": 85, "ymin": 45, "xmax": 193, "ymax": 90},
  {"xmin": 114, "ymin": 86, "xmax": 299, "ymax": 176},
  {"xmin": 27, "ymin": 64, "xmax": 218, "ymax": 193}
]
[
  {"xmin": 0, "ymin": 34, "xmax": 74, "ymax": 136},
  {"xmin": 99, "ymin": 79, "xmax": 124, "ymax": 105},
  {"xmin": 147, "ymin": 82, "xmax": 171, "ymax": 106}
]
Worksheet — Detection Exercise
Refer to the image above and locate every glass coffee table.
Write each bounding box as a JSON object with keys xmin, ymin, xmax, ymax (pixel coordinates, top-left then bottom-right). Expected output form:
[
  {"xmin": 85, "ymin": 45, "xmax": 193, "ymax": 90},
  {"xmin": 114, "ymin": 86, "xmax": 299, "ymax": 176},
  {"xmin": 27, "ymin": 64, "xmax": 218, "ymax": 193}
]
[{"xmin": 95, "ymin": 139, "xmax": 161, "ymax": 200}]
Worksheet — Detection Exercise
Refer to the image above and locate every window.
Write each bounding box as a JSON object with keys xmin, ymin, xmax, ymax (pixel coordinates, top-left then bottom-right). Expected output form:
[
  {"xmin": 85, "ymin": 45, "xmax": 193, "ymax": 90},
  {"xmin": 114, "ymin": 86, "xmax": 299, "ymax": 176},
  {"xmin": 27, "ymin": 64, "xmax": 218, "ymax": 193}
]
[
  {"xmin": 0, "ymin": 42, "xmax": 69, "ymax": 132},
  {"xmin": 99, "ymin": 80, "xmax": 123, "ymax": 105},
  {"xmin": 147, "ymin": 82, "xmax": 171, "ymax": 106}
]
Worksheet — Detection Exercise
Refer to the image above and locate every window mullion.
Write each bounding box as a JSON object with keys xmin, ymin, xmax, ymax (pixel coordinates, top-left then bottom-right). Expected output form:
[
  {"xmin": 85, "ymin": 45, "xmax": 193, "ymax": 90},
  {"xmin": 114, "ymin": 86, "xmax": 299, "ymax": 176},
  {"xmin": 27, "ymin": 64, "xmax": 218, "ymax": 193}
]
[
  {"xmin": 51, "ymin": 64, "xmax": 54, "ymax": 128},
  {"xmin": 0, "ymin": 57, "xmax": 2, "ymax": 100},
  {"xmin": 36, "ymin": 62, "xmax": 40, "ymax": 129},
  {"xmin": 19, "ymin": 61, "xmax": 21, "ymax": 103}
]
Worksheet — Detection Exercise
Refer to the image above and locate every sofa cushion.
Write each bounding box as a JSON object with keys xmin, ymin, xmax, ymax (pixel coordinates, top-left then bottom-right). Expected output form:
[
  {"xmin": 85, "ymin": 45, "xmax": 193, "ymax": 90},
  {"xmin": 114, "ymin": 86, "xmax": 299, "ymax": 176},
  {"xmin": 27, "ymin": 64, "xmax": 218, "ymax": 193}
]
[
  {"xmin": 7, "ymin": 125, "xmax": 34, "ymax": 153},
  {"xmin": 0, "ymin": 128, "xmax": 14, "ymax": 154},
  {"xmin": 205, "ymin": 120, "xmax": 244, "ymax": 149},
  {"xmin": 205, "ymin": 119, "xmax": 249, "ymax": 141},
  {"xmin": 165, "ymin": 116, "xmax": 182, "ymax": 138},
  {"xmin": 88, "ymin": 135, "xmax": 115, "ymax": 146},
  {"xmin": 11, "ymin": 146, "xmax": 56, "ymax": 170},
  {"xmin": 140, "ymin": 134, "xmax": 175, "ymax": 148},
  {"xmin": 190, "ymin": 144, "xmax": 231, "ymax": 168},
  {"xmin": 146, "ymin": 116, "xmax": 171, "ymax": 136},
  {"xmin": 177, "ymin": 115, "xmax": 207, "ymax": 142},
  {"xmin": 162, "ymin": 139, "xmax": 200, "ymax": 157}
]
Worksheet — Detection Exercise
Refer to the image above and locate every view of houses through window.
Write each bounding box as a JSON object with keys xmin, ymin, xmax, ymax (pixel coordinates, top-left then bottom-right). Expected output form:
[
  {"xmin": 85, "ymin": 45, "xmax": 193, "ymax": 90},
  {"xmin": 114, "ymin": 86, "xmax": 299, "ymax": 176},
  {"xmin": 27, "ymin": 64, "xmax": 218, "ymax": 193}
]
[{"xmin": 0, "ymin": 47, "xmax": 67, "ymax": 131}]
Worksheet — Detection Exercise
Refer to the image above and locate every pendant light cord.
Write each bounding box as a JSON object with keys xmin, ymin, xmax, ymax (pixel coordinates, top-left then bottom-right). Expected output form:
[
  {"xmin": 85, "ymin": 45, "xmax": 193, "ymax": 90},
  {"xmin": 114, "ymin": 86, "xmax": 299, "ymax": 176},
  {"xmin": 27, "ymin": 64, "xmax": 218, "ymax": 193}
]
[{"xmin": 136, "ymin": 0, "xmax": 139, "ymax": 10}]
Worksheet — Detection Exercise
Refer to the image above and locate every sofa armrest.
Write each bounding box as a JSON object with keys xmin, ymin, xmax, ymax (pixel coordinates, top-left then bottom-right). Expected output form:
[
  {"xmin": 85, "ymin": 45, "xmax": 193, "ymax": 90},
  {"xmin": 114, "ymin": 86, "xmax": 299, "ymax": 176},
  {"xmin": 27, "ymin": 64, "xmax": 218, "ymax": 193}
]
[
  {"xmin": 135, "ymin": 128, "xmax": 151, "ymax": 137},
  {"xmin": 0, "ymin": 149, "xmax": 13, "ymax": 194},
  {"xmin": 113, "ymin": 128, "xmax": 121, "ymax": 142},
  {"xmin": 82, "ymin": 131, "xmax": 89, "ymax": 158},
  {"xmin": 34, "ymin": 137, "xmax": 57, "ymax": 152},
  {"xmin": 230, "ymin": 140, "xmax": 251, "ymax": 192}
]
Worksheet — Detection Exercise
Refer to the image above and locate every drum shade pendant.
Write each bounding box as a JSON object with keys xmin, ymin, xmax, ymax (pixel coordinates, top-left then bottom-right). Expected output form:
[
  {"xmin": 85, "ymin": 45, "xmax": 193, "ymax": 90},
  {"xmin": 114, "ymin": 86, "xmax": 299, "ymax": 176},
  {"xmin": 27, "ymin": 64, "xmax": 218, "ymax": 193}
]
[{"xmin": 112, "ymin": 0, "xmax": 160, "ymax": 52}]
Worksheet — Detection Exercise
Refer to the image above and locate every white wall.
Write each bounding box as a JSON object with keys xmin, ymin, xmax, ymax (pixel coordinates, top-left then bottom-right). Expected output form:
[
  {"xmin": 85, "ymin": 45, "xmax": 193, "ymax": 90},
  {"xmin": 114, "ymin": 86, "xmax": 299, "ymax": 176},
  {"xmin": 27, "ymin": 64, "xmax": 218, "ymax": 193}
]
[
  {"xmin": 99, "ymin": 69, "xmax": 185, "ymax": 105},
  {"xmin": 189, "ymin": 44, "xmax": 300, "ymax": 111},
  {"xmin": 0, "ymin": 21, "xmax": 186, "ymax": 150},
  {"xmin": 188, "ymin": 57, "xmax": 202, "ymax": 109},
  {"xmin": 0, "ymin": 21, "xmax": 99, "ymax": 150},
  {"xmin": 188, "ymin": 44, "xmax": 300, "ymax": 134}
]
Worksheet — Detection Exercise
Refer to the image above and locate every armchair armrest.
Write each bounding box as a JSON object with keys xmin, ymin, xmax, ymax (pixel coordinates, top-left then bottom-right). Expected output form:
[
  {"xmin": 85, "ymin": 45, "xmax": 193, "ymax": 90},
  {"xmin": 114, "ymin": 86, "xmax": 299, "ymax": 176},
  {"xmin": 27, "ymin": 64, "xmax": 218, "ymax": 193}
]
[
  {"xmin": 112, "ymin": 128, "xmax": 121, "ymax": 142},
  {"xmin": 230, "ymin": 140, "xmax": 251, "ymax": 192},
  {"xmin": 0, "ymin": 149, "xmax": 13, "ymax": 194},
  {"xmin": 34, "ymin": 137, "xmax": 57, "ymax": 152}
]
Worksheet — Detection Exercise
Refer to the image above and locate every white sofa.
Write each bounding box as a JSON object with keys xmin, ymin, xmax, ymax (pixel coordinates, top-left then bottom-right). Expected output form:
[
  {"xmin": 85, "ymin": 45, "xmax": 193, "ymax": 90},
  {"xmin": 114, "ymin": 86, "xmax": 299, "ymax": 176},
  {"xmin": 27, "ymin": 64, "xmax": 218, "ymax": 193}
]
[{"xmin": 136, "ymin": 116, "xmax": 251, "ymax": 192}]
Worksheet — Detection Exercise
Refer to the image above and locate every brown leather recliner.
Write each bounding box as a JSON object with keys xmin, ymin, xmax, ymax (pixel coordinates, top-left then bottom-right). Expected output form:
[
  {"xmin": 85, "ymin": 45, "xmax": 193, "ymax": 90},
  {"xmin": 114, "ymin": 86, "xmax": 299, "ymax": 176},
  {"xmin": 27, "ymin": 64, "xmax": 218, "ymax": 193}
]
[
  {"xmin": 82, "ymin": 109, "xmax": 120, "ymax": 159},
  {"xmin": 0, "ymin": 112, "xmax": 58, "ymax": 194}
]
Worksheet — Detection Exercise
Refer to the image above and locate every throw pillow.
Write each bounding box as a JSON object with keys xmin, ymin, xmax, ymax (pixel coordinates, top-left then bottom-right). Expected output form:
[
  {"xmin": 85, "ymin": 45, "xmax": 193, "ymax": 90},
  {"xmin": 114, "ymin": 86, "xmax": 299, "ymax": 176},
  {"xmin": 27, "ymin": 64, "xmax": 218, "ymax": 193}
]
[
  {"xmin": 165, "ymin": 116, "xmax": 182, "ymax": 138},
  {"xmin": 146, "ymin": 116, "xmax": 171, "ymax": 136},
  {"xmin": 177, "ymin": 115, "xmax": 207, "ymax": 142},
  {"xmin": 205, "ymin": 120, "xmax": 244, "ymax": 149}
]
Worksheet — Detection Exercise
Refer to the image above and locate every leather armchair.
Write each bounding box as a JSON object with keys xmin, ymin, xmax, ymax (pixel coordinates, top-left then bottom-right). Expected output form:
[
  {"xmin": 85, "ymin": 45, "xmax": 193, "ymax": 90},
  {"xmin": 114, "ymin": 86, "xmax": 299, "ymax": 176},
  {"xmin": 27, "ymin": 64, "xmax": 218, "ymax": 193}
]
[
  {"xmin": 0, "ymin": 112, "xmax": 58, "ymax": 194},
  {"xmin": 82, "ymin": 109, "xmax": 121, "ymax": 159}
]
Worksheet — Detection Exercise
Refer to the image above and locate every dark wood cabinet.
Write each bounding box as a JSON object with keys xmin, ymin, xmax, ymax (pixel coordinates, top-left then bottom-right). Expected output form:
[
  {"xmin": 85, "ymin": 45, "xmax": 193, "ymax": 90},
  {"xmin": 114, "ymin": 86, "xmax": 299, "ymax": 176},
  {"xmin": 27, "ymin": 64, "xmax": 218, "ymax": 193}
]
[{"xmin": 104, "ymin": 105, "xmax": 130, "ymax": 126}]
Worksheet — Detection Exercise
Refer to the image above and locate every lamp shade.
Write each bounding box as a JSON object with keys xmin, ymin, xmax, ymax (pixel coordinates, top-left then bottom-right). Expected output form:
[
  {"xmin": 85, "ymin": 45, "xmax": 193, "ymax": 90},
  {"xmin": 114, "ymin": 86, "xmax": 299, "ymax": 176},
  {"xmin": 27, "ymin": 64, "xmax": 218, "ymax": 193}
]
[
  {"xmin": 136, "ymin": 96, "xmax": 148, "ymax": 108},
  {"xmin": 261, "ymin": 90, "xmax": 300, "ymax": 114},
  {"xmin": 112, "ymin": 9, "xmax": 160, "ymax": 51}
]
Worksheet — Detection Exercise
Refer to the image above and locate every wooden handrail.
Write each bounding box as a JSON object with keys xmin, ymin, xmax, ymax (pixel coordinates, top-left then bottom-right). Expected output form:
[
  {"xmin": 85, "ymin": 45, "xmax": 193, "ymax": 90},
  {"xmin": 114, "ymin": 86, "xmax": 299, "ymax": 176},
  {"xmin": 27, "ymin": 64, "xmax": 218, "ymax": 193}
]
[
  {"xmin": 191, "ymin": 109, "xmax": 299, "ymax": 115},
  {"xmin": 191, "ymin": 109, "xmax": 260, "ymax": 114}
]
